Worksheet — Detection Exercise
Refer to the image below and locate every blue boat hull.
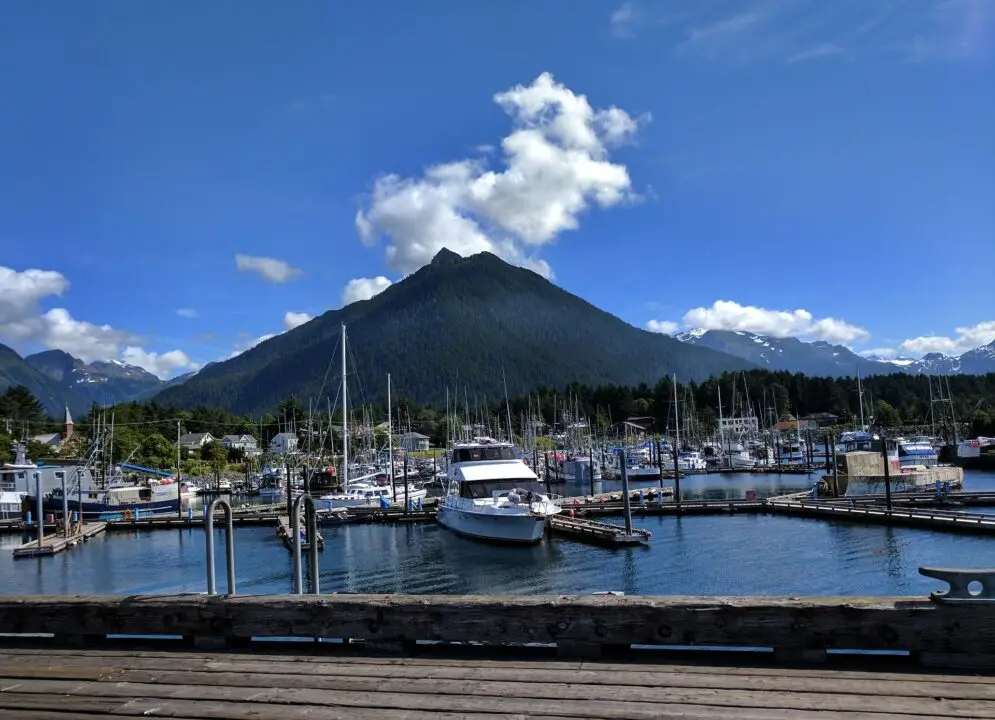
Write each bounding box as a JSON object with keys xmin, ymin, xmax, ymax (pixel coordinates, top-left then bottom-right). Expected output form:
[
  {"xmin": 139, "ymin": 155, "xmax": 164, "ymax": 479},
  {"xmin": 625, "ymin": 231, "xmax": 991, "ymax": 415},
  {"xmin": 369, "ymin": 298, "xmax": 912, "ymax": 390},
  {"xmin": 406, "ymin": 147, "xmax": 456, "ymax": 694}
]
[{"xmin": 31, "ymin": 496, "xmax": 181, "ymax": 521}]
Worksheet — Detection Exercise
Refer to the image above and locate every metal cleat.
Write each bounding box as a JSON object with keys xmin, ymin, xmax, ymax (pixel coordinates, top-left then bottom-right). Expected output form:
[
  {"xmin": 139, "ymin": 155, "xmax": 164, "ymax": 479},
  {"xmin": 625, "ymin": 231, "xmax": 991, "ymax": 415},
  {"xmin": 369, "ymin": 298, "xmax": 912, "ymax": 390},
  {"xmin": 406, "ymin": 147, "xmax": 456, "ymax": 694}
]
[{"xmin": 919, "ymin": 566, "xmax": 995, "ymax": 604}]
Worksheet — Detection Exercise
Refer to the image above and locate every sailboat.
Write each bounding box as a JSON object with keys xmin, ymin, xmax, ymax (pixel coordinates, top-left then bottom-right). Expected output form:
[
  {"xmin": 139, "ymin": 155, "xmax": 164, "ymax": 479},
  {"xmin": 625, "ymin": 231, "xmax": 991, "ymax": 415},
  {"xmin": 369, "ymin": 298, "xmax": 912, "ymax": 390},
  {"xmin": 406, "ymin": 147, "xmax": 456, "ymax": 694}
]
[{"xmin": 318, "ymin": 326, "xmax": 426, "ymax": 509}]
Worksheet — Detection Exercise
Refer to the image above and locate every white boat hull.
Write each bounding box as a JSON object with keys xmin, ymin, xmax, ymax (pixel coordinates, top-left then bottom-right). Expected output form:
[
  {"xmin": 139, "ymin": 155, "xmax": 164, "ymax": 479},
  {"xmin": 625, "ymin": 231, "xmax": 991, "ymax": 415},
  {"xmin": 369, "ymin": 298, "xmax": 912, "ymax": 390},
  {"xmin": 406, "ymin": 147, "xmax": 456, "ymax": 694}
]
[{"xmin": 437, "ymin": 505, "xmax": 547, "ymax": 544}]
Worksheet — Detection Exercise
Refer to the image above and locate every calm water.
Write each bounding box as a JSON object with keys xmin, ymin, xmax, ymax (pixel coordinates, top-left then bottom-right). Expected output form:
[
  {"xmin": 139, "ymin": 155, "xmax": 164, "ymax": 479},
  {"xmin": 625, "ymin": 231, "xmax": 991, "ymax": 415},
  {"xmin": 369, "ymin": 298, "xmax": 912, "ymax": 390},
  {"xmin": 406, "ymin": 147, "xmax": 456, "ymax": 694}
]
[{"xmin": 3, "ymin": 470, "xmax": 994, "ymax": 597}]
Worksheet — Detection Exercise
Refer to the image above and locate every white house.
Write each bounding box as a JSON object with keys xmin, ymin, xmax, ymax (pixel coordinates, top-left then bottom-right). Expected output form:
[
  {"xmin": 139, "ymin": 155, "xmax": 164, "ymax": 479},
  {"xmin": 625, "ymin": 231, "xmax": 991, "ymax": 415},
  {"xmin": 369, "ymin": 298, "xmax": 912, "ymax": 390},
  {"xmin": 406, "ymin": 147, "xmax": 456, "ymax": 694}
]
[
  {"xmin": 178, "ymin": 432, "xmax": 215, "ymax": 454},
  {"xmin": 719, "ymin": 417, "xmax": 759, "ymax": 435},
  {"xmin": 398, "ymin": 431, "xmax": 430, "ymax": 452},
  {"xmin": 269, "ymin": 432, "xmax": 298, "ymax": 455},
  {"xmin": 221, "ymin": 434, "xmax": 260, "ymax": 455}
]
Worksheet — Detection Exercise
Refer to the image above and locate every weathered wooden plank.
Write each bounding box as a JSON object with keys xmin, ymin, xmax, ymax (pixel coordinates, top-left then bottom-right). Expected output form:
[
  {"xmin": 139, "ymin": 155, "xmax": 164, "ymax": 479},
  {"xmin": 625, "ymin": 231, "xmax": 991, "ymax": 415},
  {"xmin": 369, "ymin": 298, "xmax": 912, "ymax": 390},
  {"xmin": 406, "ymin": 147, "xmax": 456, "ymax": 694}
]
[
  {"xmin": 4, "ymin": 676, "xmax": 995, "ymax": 718},
  {"xmin": 3, "ymin": 647, "xmax": 993, "ymax": 684},
  {"xmin": 1, "ymin": 594, "xmax": 992, "ymax": 661},
  {"xmin": 0, "ymin": 681, "xmax": 981, "ymax": 720},
  {"xmin": 4, "ymin": 658, "xmax": 995, "ymax": 701},
  {"xmin": 2, "ymin": 693, "xmax": 951, "ymax": 720}
]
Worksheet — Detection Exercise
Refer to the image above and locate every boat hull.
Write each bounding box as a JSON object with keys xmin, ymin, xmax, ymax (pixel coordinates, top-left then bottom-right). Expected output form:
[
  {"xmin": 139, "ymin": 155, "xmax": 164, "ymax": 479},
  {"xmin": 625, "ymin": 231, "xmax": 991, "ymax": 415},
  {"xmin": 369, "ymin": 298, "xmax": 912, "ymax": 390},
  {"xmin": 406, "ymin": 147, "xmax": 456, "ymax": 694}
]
[
  {"xmin": 34, "ymin": 496, "xmax": 181, "ymax": 520},
  {"xmin": 437, "ymin": 505, "xmax": 547, "ymax": 544},
  {"xmin": 834, "ymin": 466, "xmax": 964, "ymax": 497}
]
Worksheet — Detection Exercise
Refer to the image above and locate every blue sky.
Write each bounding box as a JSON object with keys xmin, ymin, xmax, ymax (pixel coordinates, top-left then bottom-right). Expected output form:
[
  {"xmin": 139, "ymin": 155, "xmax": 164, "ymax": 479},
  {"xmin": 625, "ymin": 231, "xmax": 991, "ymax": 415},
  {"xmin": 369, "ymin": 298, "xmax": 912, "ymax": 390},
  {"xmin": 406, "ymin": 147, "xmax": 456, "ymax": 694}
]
[{"xmin": 1, "ymin": 0, "xmax": 993, "ymax": 377}]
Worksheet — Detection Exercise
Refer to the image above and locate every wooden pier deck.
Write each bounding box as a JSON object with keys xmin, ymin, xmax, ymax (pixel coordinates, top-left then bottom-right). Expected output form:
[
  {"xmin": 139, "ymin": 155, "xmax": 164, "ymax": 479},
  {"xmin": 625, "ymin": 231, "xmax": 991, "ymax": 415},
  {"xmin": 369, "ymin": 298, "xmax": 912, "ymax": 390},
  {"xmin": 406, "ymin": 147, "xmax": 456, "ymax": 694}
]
[
  {"xmin": 549, "ymin": 514, "xmax": 652, "ymax": 546},
  {"xmin": 11, "ymin": 523, "xmax": 106, "ymax": 559},
  {"xmin": 1, "ymin": 645, "xmax": 992, "ymax": 719},
  {"xmin": 275, "ymin": 515, "xmax": 324, "ymax": 551},
  {"xmin": 2, "ymin": 590, "xmax": 995, "ymax": 719}
]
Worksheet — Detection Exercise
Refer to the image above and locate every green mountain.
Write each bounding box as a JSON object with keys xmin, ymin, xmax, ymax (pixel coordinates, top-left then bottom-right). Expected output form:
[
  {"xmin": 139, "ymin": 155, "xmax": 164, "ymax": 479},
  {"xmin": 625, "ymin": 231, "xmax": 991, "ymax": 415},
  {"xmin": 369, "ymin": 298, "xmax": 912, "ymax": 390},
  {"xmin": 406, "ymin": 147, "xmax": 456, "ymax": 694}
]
[
  {"xmin": 0, "ymin": 343, "xmax": 86, "ymax": 416},
  {"xmin": 155, "ymin": 250, "xmax": 757, "ymax": 415}
]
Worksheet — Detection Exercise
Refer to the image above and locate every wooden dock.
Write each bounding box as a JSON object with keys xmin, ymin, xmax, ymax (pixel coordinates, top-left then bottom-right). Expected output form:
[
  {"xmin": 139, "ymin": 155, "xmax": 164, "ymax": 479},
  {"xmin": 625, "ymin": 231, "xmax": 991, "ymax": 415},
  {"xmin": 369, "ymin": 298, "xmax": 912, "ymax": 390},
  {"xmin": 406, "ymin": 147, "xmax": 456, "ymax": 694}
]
[
  {"xmin": 1, "ymin": 645, "xmax": 992, "ymax": 719},
  {"xmin": 767, "ymin": 498, "xmax": 995, "ymax": 534},
  {"xmin": 275, "ymin": 515, "xmax": 324, "ymax": 551},
  {"xmin": 549, "ymin": 514, "xmax": 651, "ymax": 546},
  {"xmin": 11, "ymin": 523, "xmax": 106, "ymax": 558}
]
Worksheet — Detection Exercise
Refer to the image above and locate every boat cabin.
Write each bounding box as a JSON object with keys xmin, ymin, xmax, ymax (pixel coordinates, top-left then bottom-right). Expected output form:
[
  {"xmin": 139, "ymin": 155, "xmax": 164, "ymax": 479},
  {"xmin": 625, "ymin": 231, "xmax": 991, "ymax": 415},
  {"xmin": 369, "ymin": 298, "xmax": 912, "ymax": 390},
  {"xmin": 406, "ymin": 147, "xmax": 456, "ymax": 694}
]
[{"xmin": 456, "ymin": 478, "xmax": 546, "ymax": 500}]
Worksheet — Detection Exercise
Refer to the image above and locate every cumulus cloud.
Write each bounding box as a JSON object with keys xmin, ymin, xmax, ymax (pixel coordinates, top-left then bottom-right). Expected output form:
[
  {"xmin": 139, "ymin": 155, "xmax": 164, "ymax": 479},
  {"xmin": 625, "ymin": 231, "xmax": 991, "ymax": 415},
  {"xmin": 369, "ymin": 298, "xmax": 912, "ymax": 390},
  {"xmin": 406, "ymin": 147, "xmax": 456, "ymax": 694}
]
[
  {"xmin": 646, "ymin": 319, "xmax": 679, "ymax": 334},
  {"xmin": 859, "ymin": 347, "xmax": 899, "ymax": 358},
  {"xmin": 681, "ymin": 300, "xmax": 869, "ymax": 344},
  {"xmin": 355, "ymin": 72, "xmax": 648, "ymax": 280},
  {"xmin": 342, "ymin": 276, "xmax": 393, "ymax": 306},
  {"xmin": 0, "ymin": 265, "xmax": 196, "ymax": 376},
  {"xmin": 283, "ymin": 311, "xmax": 312, "ymax": 330},
  {"xmin": 121, "ymin": 347, "xmax": 199, "ymax": 379},
  {"xmin": 900, "ymin": 321, "xmax": 995, "ymax": 356},
  {"xmin": 234, "ymin": 253, "xmax": 302, "ymax": 283}
]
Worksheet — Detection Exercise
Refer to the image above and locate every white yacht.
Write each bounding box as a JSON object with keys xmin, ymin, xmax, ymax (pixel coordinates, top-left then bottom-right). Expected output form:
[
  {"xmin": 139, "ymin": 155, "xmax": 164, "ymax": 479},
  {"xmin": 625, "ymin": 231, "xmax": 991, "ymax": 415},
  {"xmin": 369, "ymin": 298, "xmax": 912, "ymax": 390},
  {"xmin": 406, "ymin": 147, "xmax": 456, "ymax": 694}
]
[
  {"xmin": 319, "ymin": 475, "xmax": 428, "ymax": 509},
  {"xmin": 437, "ymin": 437, "xmax": 561, "ymax": 544}
]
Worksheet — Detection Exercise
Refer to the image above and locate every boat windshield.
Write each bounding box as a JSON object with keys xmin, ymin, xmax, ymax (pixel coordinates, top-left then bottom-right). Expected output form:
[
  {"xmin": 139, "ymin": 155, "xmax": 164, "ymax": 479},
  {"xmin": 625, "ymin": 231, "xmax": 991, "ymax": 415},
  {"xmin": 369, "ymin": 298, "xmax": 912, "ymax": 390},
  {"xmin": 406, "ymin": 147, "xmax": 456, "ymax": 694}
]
[
  {"xmin": 460, "ymin": 479, "xmax": 545, "ymax": 499},
  {"xmin": 452, "ymin": 446, "xmax": 517, "ymax": 463}
]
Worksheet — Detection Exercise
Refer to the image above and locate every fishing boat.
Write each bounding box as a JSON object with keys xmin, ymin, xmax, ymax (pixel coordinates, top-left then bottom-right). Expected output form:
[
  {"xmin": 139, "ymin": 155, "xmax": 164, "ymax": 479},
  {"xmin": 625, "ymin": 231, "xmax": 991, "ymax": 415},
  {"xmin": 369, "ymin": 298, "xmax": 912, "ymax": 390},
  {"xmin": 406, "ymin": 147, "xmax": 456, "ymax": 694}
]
[
  {"xmin": 42, "ymin": 479, "xmax": 183, "ymax": 520},
  {"xmin": 437, "ymin": 437, "xmax": 561, "ymax": 544},
  {"xmin": 319, "ymin": 474, "xmax": 427, "ymax": 508}
]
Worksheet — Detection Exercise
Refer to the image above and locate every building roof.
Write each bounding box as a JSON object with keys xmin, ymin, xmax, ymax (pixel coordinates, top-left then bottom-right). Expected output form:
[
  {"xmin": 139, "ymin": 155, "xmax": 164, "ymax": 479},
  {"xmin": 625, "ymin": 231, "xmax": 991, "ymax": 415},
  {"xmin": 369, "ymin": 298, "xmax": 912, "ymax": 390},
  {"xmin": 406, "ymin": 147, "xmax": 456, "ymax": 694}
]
[
  {"xmin": 399, "ymin": 432, "xmax": 429, "ymax": 440},
  {"xmin": 222, "ymin": 434, "xmax": 256, "ymax": 443},
  {"xmin": 178, "ymin": 432, "xmax": 212, "ymax": 444},
  {"xmin": 271, "ymin": 432, "xmax": 297, "ymax": 441},
  {"xmin": 31, "ymin": 433, "xmax": 61, "ymax": 445}
]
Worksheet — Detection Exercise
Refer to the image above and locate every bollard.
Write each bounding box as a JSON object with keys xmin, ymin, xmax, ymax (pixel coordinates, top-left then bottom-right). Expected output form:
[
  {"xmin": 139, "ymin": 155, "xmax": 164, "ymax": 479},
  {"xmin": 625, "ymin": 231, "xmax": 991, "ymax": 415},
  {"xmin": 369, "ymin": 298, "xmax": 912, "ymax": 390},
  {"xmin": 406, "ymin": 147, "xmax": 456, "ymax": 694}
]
[
  {"xmin": 204, "ymin": 498, "xmax": 235, "ymax": 596},
  {"xmin": 639, "ymin": 490, "xmax": 645, "ymax": 507},
  {"xmin": 188, "ymin": 506, "xmax": 194, "ymax": 521}
]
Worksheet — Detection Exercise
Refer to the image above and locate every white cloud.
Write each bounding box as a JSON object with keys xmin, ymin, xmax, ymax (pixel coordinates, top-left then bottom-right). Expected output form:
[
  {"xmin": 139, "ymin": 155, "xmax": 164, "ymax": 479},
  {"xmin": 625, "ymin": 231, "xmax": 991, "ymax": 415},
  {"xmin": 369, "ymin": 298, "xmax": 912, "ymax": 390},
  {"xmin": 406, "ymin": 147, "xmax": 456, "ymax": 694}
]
[
  {"xmin": 227, "ymin": 333, "xmax": 276, "ymax": 360},
  {"xmin": 787, "ymin": 42, "xmax": 845, "ymax": 63},
  {"xmin": 342, "ymin": 276, "xmax": 393, "ymax": 306},
  {"xmin": 0, "ymin": 264, "xmax": 196, "ymax": 377},
  {"xmin": 176, "ymin": 308, "xmax": 199, "ymax": 318},
  {"xmin": 646, "ymin": 319, "xmax": 679, "ymax": 334},
  {"xmin": 121, "ymin": 347, "xmax": 199, "ymax": 379},
  {"xmin": 234, "ymin": 253, "xmax": 302, "ymax": 283},
  {"xmin": 283, "ymin": 311, "xmax": 312, "ymax": 330},
  {"xmin": 610, "ymin": 2, "xmax": 640, "ymax": 38},
  {"xmin": 355, "ymin": 72, "xmax": 647, "ymax": 280},
  {"xmin": 900, "ymin": 321, "xmax": 995, "ymax": 356},
  {"xmin": 681, "ymin": 300, "xmax": 869, "ymax": 344}
]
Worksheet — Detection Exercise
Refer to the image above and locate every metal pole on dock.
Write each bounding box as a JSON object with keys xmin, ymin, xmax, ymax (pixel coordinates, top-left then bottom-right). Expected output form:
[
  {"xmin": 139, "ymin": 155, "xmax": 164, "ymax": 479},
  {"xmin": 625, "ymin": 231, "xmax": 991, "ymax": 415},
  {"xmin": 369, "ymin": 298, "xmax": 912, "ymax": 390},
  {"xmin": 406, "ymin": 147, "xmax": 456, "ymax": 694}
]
[
  {"xmin": 656, "ymin": 439, "xmax": 663, "ymax": 491},
  {"xmin": 60, "ymin": 472, "xmax": 68, "ymax": 538},
  {"xmin": 831, "ymin": 432, "xmax": 840, "ymax": 496},
  {"xmin": 286, "ymin": 458, "xmax": 293, "ymax": 518},
  {"xmin": 880, "ymin": 430, "xmax": 893, "ymax": 510},
  {"xmin": 176, "ymin": 420, "xmax": 182, "ymax": 519},
  {"xmin": 589, "ymin": 444, "xmax": 595, "ymax": 497},
  {"xmin": 671, "ymin": 439, "xmax": 682, "ymax": 513},
  {"xmin": 34, "ymin": 472, "xmax": 43, "ymax": 549},
  {"xmin": 616, "ymin": 449, "xmax": 633, "ymax": 535},
  {"xmin": 403, "ymin": 453, "xmax": 409, "ymax": 513}
]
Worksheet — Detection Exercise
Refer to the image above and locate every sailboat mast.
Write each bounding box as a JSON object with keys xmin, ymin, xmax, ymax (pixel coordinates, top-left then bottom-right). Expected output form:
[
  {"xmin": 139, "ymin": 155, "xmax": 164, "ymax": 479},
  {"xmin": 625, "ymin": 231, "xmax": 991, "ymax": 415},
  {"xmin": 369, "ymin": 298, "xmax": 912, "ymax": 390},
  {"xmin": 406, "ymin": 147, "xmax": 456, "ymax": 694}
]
[
  {"xmin": 857, "ymin": 370, "xmax": 865, "ymax": 429},
  {"xmin": 502, "ymin": 367, "xmax": 513, "ymax": 444},
  {"xmin": 718, "ymin": 384, "xmax": 725, "ymax": 455},
  {"xmin": 341, "ymin": 323, "xmax": 348, "ymax": 486},
  {"xmin": 673, "ymin": 374, "xmax": 680, "ymax": 448},
  {"xmin": 387, "ymin": 373, "xmax": 393, "ymax": 482}
]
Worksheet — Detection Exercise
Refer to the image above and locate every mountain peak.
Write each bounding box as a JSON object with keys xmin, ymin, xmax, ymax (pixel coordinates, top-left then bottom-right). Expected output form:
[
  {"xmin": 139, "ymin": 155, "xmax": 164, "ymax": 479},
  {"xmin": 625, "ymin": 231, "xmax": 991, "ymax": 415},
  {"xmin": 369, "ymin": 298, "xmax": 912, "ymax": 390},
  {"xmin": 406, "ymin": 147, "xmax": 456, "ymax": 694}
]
[{"xmin": 430, "ymin": 248, "xmax": 463, "ymax": 266}]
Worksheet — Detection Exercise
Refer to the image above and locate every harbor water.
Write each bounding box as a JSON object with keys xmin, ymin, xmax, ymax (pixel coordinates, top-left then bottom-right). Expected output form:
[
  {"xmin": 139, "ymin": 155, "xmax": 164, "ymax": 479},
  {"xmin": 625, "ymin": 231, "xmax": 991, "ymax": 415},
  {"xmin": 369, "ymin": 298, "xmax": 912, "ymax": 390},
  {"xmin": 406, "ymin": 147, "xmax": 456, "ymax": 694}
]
[{"xmin": 3, "ymin": 470, "xmax": 994, "ymax": 597}]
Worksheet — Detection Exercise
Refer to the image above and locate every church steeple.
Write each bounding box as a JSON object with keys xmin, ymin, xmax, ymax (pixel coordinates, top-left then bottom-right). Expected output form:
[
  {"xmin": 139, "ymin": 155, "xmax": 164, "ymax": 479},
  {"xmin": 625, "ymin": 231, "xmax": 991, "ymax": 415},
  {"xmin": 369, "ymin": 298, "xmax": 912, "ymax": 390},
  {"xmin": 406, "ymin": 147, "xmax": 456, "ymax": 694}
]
[{"xmin": 64, "ymin": 405, "xmax": 74, "ymax": 441}]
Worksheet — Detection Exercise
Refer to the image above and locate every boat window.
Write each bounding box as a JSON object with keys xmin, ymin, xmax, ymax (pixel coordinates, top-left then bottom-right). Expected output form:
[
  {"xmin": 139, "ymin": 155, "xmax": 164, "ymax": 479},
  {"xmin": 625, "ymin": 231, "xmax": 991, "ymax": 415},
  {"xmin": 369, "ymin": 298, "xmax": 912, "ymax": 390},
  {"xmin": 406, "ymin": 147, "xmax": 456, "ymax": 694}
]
[
  {"xmin": 453, "ymin": 446, "xmax": 517, "ymax": 463},
  {"xmin": 460, "ymin": 479, "xmax": 544, "ymax": 499}
]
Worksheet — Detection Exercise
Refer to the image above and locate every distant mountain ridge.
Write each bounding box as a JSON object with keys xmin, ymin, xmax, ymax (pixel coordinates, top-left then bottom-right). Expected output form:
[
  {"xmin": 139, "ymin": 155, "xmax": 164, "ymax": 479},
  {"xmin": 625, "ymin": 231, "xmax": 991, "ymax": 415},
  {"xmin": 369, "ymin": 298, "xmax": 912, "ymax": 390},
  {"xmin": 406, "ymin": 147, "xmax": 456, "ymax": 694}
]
[
  {"xmin": 674, "ymin": 329, "xmax": 899, "ymax": 378},
  {"xmin": 24, "ymin": 350, "xmax": 165, "ymax": 408},
  {"xmin": 154, "ymin": 250, "xmax": 759, "ymax": 415},
  {"xmin": 676, "ymin": 330, "xmax": 995, "ymax": 377}
]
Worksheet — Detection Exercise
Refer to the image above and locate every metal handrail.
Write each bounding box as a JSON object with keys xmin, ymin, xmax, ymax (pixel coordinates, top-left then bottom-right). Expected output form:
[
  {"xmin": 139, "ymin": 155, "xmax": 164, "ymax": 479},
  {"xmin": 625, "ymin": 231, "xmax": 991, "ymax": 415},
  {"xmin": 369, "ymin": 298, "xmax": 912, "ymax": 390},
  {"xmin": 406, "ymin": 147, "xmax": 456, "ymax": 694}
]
[
  {"xmin": 204, "ymin": 498, "xmax": 235, "ymax": 596},
  {"xmin": 292, "ymin": 493, "xmax": 320, "ymax": 595}
]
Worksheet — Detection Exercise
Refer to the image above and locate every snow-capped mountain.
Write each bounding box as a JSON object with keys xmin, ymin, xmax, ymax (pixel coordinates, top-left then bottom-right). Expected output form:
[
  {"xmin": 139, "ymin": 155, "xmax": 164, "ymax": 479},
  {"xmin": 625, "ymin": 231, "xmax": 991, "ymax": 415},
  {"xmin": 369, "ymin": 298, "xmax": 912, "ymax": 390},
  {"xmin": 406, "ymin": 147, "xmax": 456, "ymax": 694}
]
[
  {"xmin": 24, "ymin": 350, "xmax": 167, "ymax": 406},
  {"xmin": 676, "ymin": 331, "xmax": 995, "ymax": 377},
  {"xmin": 674, "ymin": 330, "xmax": 899, "ymax": 377}
]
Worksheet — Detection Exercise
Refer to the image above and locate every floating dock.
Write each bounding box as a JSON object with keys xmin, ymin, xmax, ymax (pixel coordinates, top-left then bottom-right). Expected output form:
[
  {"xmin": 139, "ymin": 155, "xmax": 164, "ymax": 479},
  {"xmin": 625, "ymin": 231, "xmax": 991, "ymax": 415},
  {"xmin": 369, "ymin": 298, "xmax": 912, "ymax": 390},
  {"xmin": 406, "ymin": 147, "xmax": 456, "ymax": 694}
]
[
  {"xmin": 275, "ymin": 516, "xmax": 324, "ymax": 551},
  {"xmin": 767, "ymin": 498, "xmax": 995, "ymax": 534},
  {"xmin": 549, "ymin": 514, "xmax": 651, "ymax": 546},
  {"xmin": 11, "ymin": 522, "xmax": 106, "ymax": 558}
]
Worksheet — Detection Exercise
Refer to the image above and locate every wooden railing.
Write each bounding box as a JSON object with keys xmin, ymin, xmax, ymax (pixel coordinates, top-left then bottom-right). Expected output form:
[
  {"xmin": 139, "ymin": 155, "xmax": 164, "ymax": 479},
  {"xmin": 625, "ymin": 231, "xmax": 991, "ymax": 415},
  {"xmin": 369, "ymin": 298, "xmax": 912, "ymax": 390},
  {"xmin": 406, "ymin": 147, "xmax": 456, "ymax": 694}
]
[{"xmin": 1, "ymin": 592, "xmax": 993, "ymax": 668}]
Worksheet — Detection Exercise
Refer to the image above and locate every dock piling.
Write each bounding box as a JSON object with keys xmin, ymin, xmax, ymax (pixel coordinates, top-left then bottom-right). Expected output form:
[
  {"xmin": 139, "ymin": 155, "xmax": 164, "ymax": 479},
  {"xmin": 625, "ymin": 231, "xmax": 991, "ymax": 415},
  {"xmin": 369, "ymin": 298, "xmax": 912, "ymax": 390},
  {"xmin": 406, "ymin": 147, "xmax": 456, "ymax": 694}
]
[
  {"xmin": 34, "ymin": 472, "xmax": 43, "ymax": 550},
  {"xmin": 616, "ymin": 449, "xmax": 633, "ymax": 535},
  {"xmin": 59, "ymin": 471, "xmax": 69, "ymax": 538}
]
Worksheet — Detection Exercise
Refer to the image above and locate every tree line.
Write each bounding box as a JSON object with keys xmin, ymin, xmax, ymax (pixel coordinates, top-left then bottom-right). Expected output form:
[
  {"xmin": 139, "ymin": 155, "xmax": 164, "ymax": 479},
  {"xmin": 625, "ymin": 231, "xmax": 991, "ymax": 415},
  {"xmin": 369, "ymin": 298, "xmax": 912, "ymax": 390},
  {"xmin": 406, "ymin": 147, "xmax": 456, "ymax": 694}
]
[{"xmin": 2, "ymin": 370, "xmax": 993, "ymax": 467}]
